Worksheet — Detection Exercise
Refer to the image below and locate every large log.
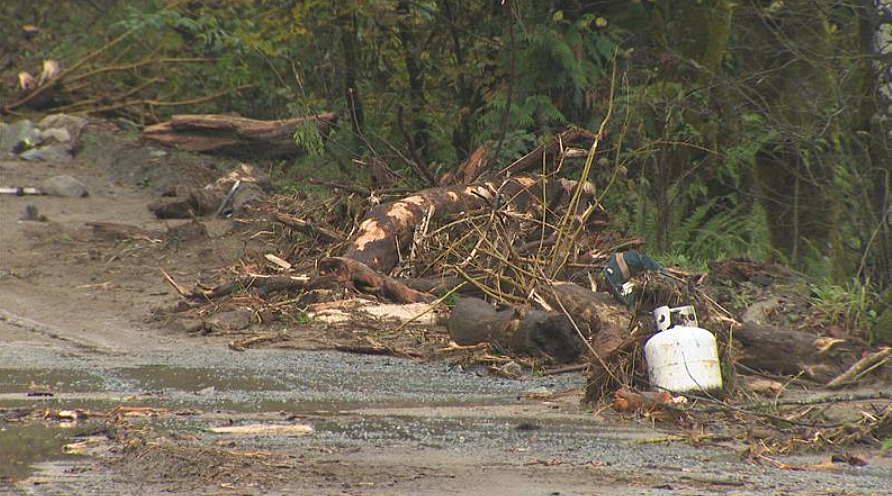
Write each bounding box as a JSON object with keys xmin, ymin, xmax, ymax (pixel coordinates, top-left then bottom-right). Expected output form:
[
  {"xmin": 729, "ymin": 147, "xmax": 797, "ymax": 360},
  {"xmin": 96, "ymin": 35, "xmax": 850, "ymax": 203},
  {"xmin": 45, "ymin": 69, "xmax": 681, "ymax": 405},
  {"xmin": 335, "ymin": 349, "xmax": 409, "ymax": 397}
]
[
  {"xmin": 142, "ymin": 113, "xmax": 337, "ymax": 158},
  {"xmin": 344, "ymin": 175, "xmax": 594, "ymax": 274},
  {"xmin": 446, "ymin": 297, "xmax": 582, "ymax": 363},
  {"xmin": 543, "ymin": 282, "xmax": 634, "ymax": 359},
  {"xmin": 318, "ymin": 257, "xmax": 434, "ymax": 304},
  {"xmin": 735, "ymin": 322, "xmax": 863, "ymax": 381}
]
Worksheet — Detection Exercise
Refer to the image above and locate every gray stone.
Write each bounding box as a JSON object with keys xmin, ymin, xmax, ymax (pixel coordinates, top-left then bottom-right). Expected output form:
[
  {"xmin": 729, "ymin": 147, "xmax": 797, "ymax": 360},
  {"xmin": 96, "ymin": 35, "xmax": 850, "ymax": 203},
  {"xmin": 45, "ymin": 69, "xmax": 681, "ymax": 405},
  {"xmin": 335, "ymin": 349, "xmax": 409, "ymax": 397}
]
[
  {"xmin": 742, "ymin": 296, "xmax": 781, "ymax": 325},
  {"xmin": 37, "ymin": 127, "xmax": 72, "ymax": 145},
  {"xmin": 1, "ymin": 119, "xmax": 39, "ymax": 155},
  {"xmin": 41, "ymin": 175, "xmax": 89, "ymax": 198},
  {"xmin": 19, "ymin": 144, "xmax": 72, "ymax": 162},
  {"xmin": 149, "ymin": 149, "xmax": 168, "ymax": 158},
  {"xmin": 38, "ymin": 114, "xmax": 86, "ymax": 140}
]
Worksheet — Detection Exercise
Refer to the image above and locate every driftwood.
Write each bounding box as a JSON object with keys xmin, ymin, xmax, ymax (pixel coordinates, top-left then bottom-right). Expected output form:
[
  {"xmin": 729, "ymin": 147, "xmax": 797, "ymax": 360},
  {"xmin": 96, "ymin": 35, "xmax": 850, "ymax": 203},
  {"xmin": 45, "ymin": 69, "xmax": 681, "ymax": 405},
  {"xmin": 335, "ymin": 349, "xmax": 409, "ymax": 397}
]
[
  {"xmin": 142, "ymin": 113, "xmax": 337, "ymax": 158},
  {"xmin": 274, "ymin": 212, "xmax": 345, "ymax": 242},
  {"xmin": 446, "ymin": 297, "xmax": 582, "ymax": 363},
  {"xmin": 345, "ymin": 175, "xmax": 594, "ymax": 274},
  {"xmin": 543, "ymin": 282, "xmax": 634, "ymax": 359},
  {"xmin": 318, "ymin": 257, "xmax": 433, "ymax": 304},
  {"xmin": 735, "ymin": 322, "xmax": 863, "ymax": 382}
]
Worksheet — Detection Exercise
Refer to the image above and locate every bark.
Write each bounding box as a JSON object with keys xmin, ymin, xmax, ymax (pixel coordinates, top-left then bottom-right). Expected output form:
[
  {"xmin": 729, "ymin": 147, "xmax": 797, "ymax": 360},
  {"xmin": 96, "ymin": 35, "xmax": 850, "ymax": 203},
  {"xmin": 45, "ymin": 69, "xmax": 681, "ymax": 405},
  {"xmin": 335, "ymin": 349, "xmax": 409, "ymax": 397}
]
[
  {"xmin": 446, "ymin": 297, "xmax": 583, "ymax": 363},
  {"xmin": 142, "ymin": 113, "xmax": 337, "ymax": 157}
]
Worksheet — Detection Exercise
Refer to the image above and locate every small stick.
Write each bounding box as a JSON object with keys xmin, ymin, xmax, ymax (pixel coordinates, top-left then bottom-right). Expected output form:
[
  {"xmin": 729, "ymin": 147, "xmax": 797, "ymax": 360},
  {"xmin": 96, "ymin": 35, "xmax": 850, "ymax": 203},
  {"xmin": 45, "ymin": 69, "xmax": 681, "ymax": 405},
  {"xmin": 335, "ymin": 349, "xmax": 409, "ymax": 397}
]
[
  {"xmin": 827, "ymin": 347, "xmax": 892, "ymax": 389},
  {"xmin": 215, "ymin": 180, "xmax": 241, "ymax": 218},
  {"xmin": 159, "ymin": 267, "xmax": 189, "ymax": 299}
]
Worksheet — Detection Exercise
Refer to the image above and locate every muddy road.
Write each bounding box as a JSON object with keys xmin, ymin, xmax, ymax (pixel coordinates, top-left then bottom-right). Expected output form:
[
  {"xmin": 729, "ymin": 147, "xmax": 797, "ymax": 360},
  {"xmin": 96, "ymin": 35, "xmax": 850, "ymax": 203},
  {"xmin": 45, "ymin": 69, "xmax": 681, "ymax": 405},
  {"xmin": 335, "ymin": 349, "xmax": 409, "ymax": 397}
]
[{"xmin": 2, "ymin": 125, "xmax": 891, "ymax": 495}]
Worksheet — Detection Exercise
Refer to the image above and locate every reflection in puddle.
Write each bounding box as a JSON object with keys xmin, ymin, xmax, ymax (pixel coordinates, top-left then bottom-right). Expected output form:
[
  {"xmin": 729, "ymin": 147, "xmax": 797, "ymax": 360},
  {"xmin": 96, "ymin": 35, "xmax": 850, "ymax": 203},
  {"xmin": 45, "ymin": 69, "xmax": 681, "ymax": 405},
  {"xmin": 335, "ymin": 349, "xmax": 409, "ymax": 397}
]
[
  {"xmin": 0, "ymin": 421, "xmax": 89, "ymax": 481},
  {"xmin": 114, "ymin": 365, "xmax": 287, "ymax": 393}
]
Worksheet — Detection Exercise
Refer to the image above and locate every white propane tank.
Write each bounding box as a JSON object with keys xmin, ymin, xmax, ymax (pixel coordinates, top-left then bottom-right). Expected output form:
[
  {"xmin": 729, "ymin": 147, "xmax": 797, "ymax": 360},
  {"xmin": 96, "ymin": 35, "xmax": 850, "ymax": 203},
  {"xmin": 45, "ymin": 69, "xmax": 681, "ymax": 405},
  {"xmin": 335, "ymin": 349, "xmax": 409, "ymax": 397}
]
[{"xmin": 644, "ymin": 305, "xmax": 723, "ymax": 395}]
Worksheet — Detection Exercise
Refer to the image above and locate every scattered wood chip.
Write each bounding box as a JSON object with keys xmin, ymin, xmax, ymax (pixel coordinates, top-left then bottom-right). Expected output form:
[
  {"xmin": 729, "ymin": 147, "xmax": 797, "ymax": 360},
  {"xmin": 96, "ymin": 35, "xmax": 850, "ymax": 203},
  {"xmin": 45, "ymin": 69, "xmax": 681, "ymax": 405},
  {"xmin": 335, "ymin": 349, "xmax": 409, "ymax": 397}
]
[
  {"xmin": 264, "ymin": 253, "xmax": 292, "ymax": 270},
  {"xmin": 208, "ymin": 423, "xmax": 313, "ymax": 436}
]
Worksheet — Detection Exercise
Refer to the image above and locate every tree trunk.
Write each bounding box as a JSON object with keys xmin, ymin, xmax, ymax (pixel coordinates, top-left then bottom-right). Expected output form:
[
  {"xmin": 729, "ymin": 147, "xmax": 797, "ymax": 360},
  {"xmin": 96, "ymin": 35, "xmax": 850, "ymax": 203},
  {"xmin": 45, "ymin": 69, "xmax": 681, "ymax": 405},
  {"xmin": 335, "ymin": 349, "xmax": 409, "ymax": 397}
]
[
  {"xmin": 446, "ymin": 297, "xmax": 583, "ymax": 363},
  {"xmin": 142, "ymin": 113, "xmax": 337, "ymax": 157}
]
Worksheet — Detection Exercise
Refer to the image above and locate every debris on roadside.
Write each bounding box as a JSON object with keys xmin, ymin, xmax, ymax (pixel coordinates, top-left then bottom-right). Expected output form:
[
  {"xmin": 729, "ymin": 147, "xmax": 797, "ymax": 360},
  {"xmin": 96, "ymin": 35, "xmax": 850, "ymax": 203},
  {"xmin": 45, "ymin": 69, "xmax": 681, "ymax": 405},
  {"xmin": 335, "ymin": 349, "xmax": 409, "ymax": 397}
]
[
  {"xmin": 148, "ymin": 163, "xmax": 270, "ymax": 219},
  {"xmin": 128, "ymin": 124, "xmax": 892, "ymax": 456},
  {"xmin": 207, "ymin": 423, "xmax": 313, "ymax": 436}
]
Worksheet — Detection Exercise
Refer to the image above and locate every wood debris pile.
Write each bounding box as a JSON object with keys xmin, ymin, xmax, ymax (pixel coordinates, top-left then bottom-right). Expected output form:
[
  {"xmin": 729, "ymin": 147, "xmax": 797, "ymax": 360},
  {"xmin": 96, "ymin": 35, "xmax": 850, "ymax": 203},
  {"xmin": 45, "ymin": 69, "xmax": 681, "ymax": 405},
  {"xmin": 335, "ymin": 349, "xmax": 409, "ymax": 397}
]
[{"xmin": 160, "ymin": 127, "xmax": 891, "ymax": 453}]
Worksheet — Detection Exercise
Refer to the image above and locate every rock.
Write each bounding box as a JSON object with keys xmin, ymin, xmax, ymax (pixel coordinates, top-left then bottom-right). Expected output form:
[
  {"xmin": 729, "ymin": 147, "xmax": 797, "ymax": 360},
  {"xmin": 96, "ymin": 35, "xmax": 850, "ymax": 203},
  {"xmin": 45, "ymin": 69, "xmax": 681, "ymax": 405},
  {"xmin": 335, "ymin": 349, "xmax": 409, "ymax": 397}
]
[
  {"xmin": 149, "ymin": 149, "xmax": 168, "ymax": 158},
  {"xmin": 741, "ymin": 296, "xmax": 780, "ymax": 325},
  {"xmin": 38, "ymin": 114, "xmax": 86, "ymax": 140},
  {"xmin": 229, "ymin": 182, "xmax": 266, "ymax": 217},
  {"xmin": 41, "ymin": 175, "xmax": 89, "ymax": 197},
  {"xmin": 205, "ymin": 309, "xmax": 253, "ymax": 333},
  {"xmin": 37, "ymin": 127, "xmax": 72, "ymax": 145},
  {"xmin": 19, "ymin": 144, "xmax": 73, "ymax": 162},
  {"xmin": 1, "ymin": 119, "xmax": 39, "ymax": 155}
]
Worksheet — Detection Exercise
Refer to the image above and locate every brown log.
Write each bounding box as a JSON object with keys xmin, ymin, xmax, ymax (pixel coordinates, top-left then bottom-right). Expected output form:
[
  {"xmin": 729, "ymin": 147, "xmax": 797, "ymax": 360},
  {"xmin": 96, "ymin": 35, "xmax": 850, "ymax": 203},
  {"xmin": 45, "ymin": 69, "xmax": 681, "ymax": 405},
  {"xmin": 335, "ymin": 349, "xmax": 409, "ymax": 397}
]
[
  {"xmin": 735, "ymin": 322, "xmax": 863, "ymax": 381},
  {"xmin": 318, "ymin": 257, "xmax": 434, "ymax": 304},
  {"xmin": 344, "ymin": 175, "xmax": 591, "ymax": 274},
  {"xmin": 543, "ymin": 282, "xmax": 634, "ymax": 359},
  {"xmin": 142, "ymin": 112, "xmax": 337, "ymax": 157},
  {"xmin": 446, "ymin": 297, "xmax": 583, "ymax": 363}
]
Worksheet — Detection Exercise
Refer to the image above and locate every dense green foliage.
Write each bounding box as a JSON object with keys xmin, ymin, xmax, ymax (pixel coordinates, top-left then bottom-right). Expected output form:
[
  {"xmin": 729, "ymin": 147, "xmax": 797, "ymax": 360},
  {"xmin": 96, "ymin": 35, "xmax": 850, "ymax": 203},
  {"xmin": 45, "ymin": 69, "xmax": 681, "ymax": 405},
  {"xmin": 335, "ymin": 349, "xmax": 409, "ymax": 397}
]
[{"xmin": 2, "ymin": 0, "xmax": 890, "ymax": 297}]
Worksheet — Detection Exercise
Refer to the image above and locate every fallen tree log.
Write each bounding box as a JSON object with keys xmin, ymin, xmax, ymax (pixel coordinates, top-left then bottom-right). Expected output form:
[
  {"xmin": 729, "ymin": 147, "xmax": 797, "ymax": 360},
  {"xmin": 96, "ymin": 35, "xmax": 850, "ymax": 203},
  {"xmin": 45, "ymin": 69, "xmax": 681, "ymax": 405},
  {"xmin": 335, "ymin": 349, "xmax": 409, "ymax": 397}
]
[
  {"xmin": 447, "ymin": 297, "xmax": 582, "ymax": 363},
  {"xmin": 543, "ymin": 282, "xmax": 634, "ymax": 359},
  {"xmin": 345, "ymin": 175, "xmax": 596, "ymax": 274},
  {"xmin": 735, "ymin": 322, "xmax": 863, "ymax": 382},
  {"xmin": 318, "ymin": 257, "xmax": 434, "ymax": 304},
  {"xmin": 142, "ymin": 112, "xmax": 337, "ymax": 158}
]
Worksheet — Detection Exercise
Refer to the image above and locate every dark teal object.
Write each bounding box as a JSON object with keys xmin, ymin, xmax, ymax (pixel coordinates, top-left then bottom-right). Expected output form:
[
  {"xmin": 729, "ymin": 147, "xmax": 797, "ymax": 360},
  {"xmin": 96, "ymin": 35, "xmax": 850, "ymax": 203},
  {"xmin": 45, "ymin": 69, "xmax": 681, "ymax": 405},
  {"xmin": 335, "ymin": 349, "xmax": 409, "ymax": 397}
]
[{"xmin": 603, "ymin": 250, "xmax": 663, "ymax": 307}]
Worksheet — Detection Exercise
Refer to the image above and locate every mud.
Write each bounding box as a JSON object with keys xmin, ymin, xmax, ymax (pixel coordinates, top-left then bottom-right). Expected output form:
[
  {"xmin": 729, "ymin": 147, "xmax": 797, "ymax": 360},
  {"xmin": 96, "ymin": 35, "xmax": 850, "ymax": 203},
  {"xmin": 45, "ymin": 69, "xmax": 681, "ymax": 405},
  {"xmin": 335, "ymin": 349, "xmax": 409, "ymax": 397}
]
[{"xmin": 2, "ymin": 122, "xmax": 891, "ymax": 495}]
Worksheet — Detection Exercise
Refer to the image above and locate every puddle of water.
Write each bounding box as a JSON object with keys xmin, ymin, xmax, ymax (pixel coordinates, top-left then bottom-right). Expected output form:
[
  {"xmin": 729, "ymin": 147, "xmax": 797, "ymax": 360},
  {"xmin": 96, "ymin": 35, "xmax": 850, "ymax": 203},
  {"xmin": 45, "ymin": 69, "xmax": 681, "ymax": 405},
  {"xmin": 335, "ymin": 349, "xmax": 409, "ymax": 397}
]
[
  {"xmin": 114, "ymin": 365, "xmax": 286, "ymax": 393},
  {"xmin": 0, "ymin": 422, "xmax": 88, "ymax": 481},
  {"xmin": 0, "ymin": 368, "xmax": 104, "ymax": 394}
]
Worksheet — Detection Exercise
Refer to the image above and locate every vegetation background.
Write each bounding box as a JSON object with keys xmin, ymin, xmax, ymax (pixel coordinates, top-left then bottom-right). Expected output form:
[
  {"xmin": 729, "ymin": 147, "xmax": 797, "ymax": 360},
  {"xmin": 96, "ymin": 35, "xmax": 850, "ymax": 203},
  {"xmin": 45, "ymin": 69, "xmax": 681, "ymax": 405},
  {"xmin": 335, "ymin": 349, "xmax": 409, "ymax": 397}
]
[{"xmin": 1, "ymin": 0, "xmax": 890, "ymax": 335}]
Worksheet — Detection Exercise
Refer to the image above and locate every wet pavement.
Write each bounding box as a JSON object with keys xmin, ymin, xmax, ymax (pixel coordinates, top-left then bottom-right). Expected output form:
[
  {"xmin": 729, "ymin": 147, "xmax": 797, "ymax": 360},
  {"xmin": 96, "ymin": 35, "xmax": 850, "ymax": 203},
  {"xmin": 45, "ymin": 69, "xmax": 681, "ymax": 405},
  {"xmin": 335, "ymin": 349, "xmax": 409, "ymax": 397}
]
[{"xmin": 1, "ymin": 317, "xmax": 891, "ymax": 495}]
